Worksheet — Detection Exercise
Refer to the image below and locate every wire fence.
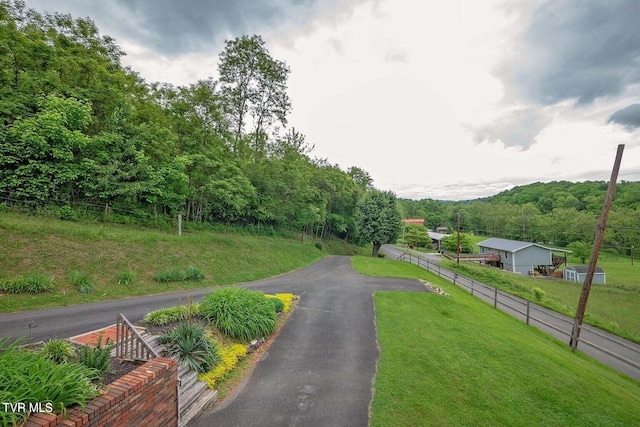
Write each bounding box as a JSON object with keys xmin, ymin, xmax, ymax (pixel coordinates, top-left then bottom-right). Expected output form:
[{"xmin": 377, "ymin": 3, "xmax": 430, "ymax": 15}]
[{"xmin": 393, "ymin": 250, "xmax": 640, "ymax": 379}]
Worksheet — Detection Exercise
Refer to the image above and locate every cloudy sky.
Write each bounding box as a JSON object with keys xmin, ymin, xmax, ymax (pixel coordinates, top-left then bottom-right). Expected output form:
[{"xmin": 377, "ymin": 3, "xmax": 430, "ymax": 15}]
[{"xmin": 25, "ymin": 0, "xmax": 640, "ymax": 200}]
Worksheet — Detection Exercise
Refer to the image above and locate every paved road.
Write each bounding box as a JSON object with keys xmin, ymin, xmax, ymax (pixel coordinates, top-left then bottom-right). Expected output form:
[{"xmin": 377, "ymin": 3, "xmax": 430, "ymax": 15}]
[
  {"xmin": 0, "ymin": 286, "xmax": 227, "ymax": 342},
  {"xmin": 0, "ymin": 256, "xmax": 430, "ymax": 426},
  {"xmin": 381, "ymin": 244, "xmax": 640, "ymax": 382},
  {"xmin": 190, "ymin": 256, "xmax": 429, "ymax": 427}
]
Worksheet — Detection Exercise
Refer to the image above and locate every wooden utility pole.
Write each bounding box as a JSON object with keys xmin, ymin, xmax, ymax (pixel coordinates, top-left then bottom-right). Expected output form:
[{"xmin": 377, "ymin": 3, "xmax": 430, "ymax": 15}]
[
  {"xmin": 570, "ymin": 144, "xmax": 625, "ymax": 351},
  {"xmin": 456, "ymin": 212, "xmax": 461, "ymax": 264}
]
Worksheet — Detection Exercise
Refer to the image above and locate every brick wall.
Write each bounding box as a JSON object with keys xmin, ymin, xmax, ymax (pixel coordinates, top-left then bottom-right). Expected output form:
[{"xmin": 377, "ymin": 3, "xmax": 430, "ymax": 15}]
[{"xmin": 24, "ymin": 358, "xmax": 178, "ymax": 427}]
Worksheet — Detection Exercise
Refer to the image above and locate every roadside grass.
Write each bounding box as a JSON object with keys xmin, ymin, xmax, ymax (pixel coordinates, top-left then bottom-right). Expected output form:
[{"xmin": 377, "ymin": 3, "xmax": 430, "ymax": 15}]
[
  {"xmin": 351, "ymin": 257, "xmax": 640, "ymax": 427},
  {"xmin": 0, "ymin": 212, "xmax": 361, "ymax": 313},
  {"xmin": 441, "ymin": 256, "xmax": 640, "ymax": 343}
]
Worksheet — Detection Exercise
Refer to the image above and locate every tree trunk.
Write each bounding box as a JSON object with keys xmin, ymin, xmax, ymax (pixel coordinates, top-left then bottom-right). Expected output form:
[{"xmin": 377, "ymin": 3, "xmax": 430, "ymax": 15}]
[{"xmin": 371, "ymin": 242, "xmax": 381, "ymax": 257}]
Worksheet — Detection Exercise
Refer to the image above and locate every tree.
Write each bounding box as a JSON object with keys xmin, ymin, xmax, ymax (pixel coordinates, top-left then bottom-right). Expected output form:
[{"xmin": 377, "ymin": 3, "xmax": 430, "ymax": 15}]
[
  {"xmin": 218, "ymin": 34, "xmax": 291, "ymax": 160},
  {"xmin": 404, "ymin": 224, "xmax": 430, "ymax": 248},
  {"xmin": 567, "ymin": 241, "xmax": 591, "ymax": 264},
  {"xmin": 355, "ymin": 190, "xmax": 402, "ymax": 257},
  {"xmin": 441, "ymin": 233, "xmax": 474, "ymax": 254}
]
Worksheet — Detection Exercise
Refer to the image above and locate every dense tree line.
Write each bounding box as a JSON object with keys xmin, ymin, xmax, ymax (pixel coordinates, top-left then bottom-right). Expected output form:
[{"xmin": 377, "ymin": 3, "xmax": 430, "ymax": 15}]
[
  {"xmin": 399, "ymin": 180, "xmax": 640, "ymax": 255},
  {"xmin": 0, "ymin": 1, "xmax": 389, "ymax": 244}
]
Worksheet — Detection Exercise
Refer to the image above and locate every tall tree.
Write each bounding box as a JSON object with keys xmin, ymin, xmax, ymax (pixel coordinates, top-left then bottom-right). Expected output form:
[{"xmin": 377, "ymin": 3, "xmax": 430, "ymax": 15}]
[
  {"xmin": 218, "ymin": 34, "xmax": 291, "ymax": 160},
  {"xmin": 355, "ymin": 190, "xmax": 402, "ymax": 257}
]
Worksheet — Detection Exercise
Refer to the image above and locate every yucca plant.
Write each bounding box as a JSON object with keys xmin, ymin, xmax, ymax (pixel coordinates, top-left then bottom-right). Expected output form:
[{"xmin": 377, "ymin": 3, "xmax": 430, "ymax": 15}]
[
  {"xmin": 41, "ymin": 339, "xmax": 76, "ymax": 364},
  {"xmin": 200, "ymin": 287, "xmax": 277, "ymax": 341},
  {"xmin": 159, "ymin": 323, "xmax": 219, "ymax": 372}
]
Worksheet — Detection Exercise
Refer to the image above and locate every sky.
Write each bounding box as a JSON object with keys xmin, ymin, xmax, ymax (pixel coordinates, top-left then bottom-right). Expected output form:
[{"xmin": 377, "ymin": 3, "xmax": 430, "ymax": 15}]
[{"xmin": 25, "ymin": 0, "xmax": 640, "ymax": 201}]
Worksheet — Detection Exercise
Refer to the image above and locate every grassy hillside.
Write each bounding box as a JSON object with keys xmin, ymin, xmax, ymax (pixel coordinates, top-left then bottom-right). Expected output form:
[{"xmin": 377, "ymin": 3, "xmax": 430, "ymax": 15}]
[
  {"xmin": 351, "ymin": 257, "xmax": 640, "ymax": 426},
  {"xmin": 0, "ymin": 211, "xmax": 362, "ymax": 313}
]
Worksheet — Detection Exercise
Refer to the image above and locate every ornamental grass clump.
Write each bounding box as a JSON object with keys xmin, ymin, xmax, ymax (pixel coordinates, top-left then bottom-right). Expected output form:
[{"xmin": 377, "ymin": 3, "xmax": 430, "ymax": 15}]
[
  {"xmin": 143, "ymin": 303, "xmax": 201, "ymax": 326},
  {"xmin": 0, "ymin": 338, "xmax": 100, "ymax": 427},
  {"xmin": 200, "ymin": 287, "xmax": 277, "ymax": 341},
  {"xmin": 41, "ymin": 339, "xmax": 76, "ymax": 364}
]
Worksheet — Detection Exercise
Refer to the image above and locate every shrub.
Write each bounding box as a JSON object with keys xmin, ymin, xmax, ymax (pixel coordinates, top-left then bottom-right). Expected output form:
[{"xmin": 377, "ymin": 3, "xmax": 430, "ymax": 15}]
[
  {"xmin": 68, "ymin": 270, "xmax": 93, "ymax": 293},
  {"xmin": 266, "ymin": 295, "xmax": 285, "ymax": 313},
  {"xmin": 143, "ymin": 303, "xmax": 201, "ymax": 326},
  {"xmin": 533, "ymin": 287, "xmax": 546, "ymax": 301},
  {"xmin": 198, "ymin": 343, "xmax": 248, "ymax": 389},
  {"xmin": 159, "ymin": 323, "xmax": 219, "ymax": 372},
  {"xmin": 314, "ymin": 242, "xmax": 323, "ymax": 250},
  {"xmin": 200, "ymin": 287, "xmax": 277, "ymax": 341},
  {"xmin": 274, "ymin": 293, "xmax": 294, "ymax": 314},
  {"xmin": 77, "ymin": 334, "xmax": 113, "ymax": 376},
  {"xmin": 0, "ymin": 273, "xmax": 55, "ymax": 293},
  {"xmin": 41, "ymin": 339, "xmax": 75, "ymax": 364},
  {"xmin": 154, "ymin": 268, "xmax": 187, "ymax": 283},
  {"xmin": 0, "ymin": 338, "xmax": 99, "ymax": 426},
  {"xmin": 117, "ymin": 271, "xmax": 136, "ymax": 285},
  {"xmin": 186, "ymin": 265, "xmax": 205, "ymax": 281}
]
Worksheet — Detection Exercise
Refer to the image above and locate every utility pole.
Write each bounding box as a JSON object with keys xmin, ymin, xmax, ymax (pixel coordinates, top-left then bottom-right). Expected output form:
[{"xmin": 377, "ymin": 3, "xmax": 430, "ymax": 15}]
[
  {"xmin": 456, "ymin": 212, "xmax": 461, "ymax": 264},
  {"xmin": 570, "ymin": 144, "xmax": 624, "ymax": 351}
]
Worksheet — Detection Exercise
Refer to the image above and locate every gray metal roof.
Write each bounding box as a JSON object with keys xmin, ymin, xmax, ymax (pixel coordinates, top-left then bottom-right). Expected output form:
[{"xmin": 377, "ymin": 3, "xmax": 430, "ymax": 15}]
[
  {"xmin": 477, "ymin": 237, "xmax": 570, "ymax": 253},
  {"xmin": 565, "ymin": 265, "xmax": 605, "ymax": 273},
  {"xmin": 428, "ymin": 231, "xmax": 449, "ymax": 241}
]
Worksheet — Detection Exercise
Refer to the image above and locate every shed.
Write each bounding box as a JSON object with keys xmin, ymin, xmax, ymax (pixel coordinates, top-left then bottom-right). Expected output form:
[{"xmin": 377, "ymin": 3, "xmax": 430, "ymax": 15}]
[
  {"xmin": 563, "ymin": 265, "xmax": 606, "ymax": 285},
  {"xmin": 477, "ymin": 237, "xmax": 570, "ymax": 276}
]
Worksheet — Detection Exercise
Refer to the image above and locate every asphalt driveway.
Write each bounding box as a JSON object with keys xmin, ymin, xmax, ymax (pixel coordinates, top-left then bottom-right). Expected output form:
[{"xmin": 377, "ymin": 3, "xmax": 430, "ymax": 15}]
[{"xmin": 190, "ymin": 255, "xmax": 430, "ymax": 427}]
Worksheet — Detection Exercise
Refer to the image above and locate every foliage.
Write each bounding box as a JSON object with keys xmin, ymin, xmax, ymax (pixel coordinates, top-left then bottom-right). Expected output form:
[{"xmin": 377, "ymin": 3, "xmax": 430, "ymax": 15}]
[
  {"xmin": 198, "ymin": 343, "xmax": 248, "ymax": 389},
  {"xmin": 532, "ymin": 286, "xmax": 546, "ymax": 301},
  {"xmin": 0, "ymin": 272, "xmax": 54, "ymax": 293},
  {"xmin": 158, "ymin": 323, "xmax": 219, "ymax": 373},
  {"xmin": 274, "ymin": 293, "xmax": 294, "ymax": 313},
  {"xmin": 186, "ymin": 265, "xmax": 205, "ymax": 281},
  {"xmin": 441, "ymin": 233, "xmax": 474, "ymax": 253},
  {"xmin": 266, "ymin": 294, "xmax": 285, "ymax": 313},
  {"xmin": 200, "ymin": 287, "xmax": 277, "ymax": 341},
  {"xmin": 117, "ymin": 270, "xmax": 135, "ymax": 285},
  {"xmin": 154, "ymin": 266, "xmax": 204, "ymax": 283},
  {"xmin": 0, "ymin": 338, "xmax": 100, "ymax": 426},
  {"xmin": 355, "ymin": 190, "xmax": 402, "ymax": 257},
  {"xmin": 143, "ymin": 303, "xmax": 201, "ymax": 326},
  {"xmin": 403, "ymin": 224, "xmax": 430, "ymax": 248},
  {"xmin": 41, "ymin": 339, "xmax": 76, "ymax": 364},
  {"xmin": 567, "ymin": 240, "xmax": 591, "ymax": 264},
  {"xmin": 68, "ymin": 270, "xmax": 93, "ymax": 293},
  {"xmin": 154, "ymin": 268, "xmax": 187, "ymax": 283},
  {"xmin": 77, "ymin": 334, "xmax": 114, "ymax": 376}
]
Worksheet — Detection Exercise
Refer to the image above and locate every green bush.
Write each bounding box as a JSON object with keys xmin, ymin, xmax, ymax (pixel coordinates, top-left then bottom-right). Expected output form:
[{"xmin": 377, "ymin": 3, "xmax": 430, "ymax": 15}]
[
  {"xmin": 158, "ymin": 323, "xmax": 219, "ymax": 372},
  {"xmin": 314, "ymin": 242, "xmax": 323, "ymax": 250},
  {"xmin": 267, "ymin": 295, "xmax": 285, "ymax": 313},
  {"xmin": 68, "ymin": 270, "xmax": 93, "ymax": 293},
  {"xmin": 143, "ymin": 303, "xmax": 201, "ymax": 326},
  {"xmin": 77, "ymin": 334, "xmax": 113, "ymax": 376},
  {"xmin": 0, "ymin": 338, "xmax": 99, "ymax": 426},
  {"xmin": 533, "ymin": 287, "xmax": 546, "ymax": 301},
  {"xmin": 154, "ymin": 268, "xmax": 187, "ymax": 283},
  {"xmin": 186, "ymin": 265, "xmax": 204, "ymax": 281},
  {"xmin": 117, "ymin": 271, "xmax": 135, "ymax": 285},
  {"xmin": 41, "ymin": 339, "xmax": 76, "ymax": 364},
  {"xmin": 200, "ymin": 287, "xmax": 277, "ymax": 341},
  {"xmin": 0, "ymin": 273, "xmax": 55, "ymax": 293}
]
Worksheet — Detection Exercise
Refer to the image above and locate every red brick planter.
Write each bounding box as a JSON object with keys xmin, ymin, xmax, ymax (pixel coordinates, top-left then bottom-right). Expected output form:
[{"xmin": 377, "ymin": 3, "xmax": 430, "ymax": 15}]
[{"xmin": 24, "ymin": 358, "xmax": 178, "ymax": 427}]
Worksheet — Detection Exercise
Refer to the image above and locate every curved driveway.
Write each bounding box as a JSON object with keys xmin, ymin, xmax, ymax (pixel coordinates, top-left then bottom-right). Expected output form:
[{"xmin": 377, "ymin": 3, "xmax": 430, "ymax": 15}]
[
  {"xmin": 190, "ymin": 256, "xmax": 429, "ymax": 427},
  {"xmin": 0, "ymin": 256, "xmax": 430, "ymax": 426}
]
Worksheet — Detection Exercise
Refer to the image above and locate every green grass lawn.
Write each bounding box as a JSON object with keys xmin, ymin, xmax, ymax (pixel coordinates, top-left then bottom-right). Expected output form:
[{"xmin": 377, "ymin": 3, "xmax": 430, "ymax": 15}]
[
  {"xmin": 0, "ymin": 211, "xmax": 361, "ymax": 313},
  {"xmin": 352, "ymin": 257, "xmax": 640, "ymax": 427}
]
